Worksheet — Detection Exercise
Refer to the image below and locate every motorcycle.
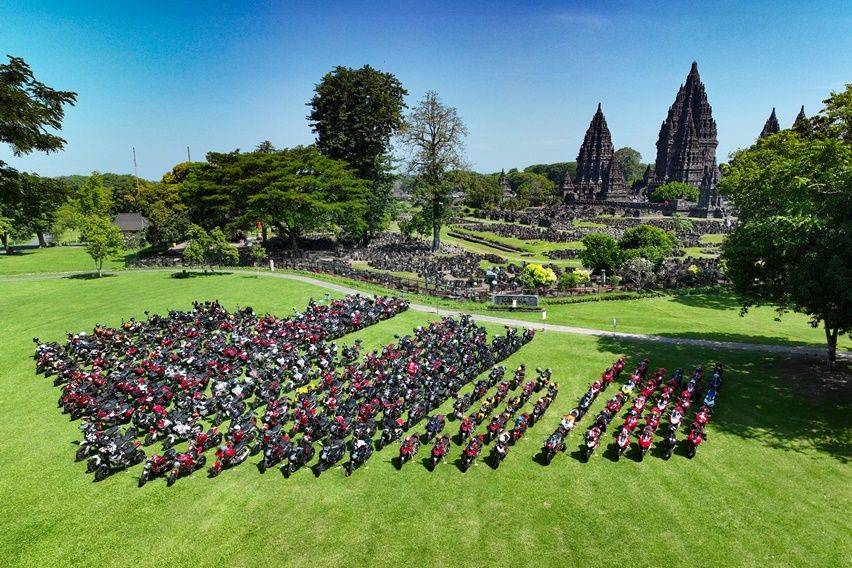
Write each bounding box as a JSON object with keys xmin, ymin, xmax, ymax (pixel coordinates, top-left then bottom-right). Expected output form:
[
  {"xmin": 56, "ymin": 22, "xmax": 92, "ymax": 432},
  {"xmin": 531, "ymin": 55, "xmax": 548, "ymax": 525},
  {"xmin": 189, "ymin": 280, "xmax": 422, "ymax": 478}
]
[
  {"xmin": 686, "ymin": 427, "xmax": 704, "ymax": 458},
  {"xmin": 659, "ymin": 425, "xmax": 677, "ymax": 460},
  {"xmin": 346, "ymin": 438, "xmax": 373, "ymax": 476},
  {"xmin": 490, "ymin": 437, "xmax": 509, "ymax": 467},
  {"xmin": 422, "ymin": 415, "xmax": 446, "ymax": 442},
  {"xmin": 283, "ymin": 438, "xmax": 315, "ymax": 476},
  {"xmin": 139, "ymin": 449, "xmax": 176, "ymax": 487},
  {"xmin": 167, "ymin": 449, "xmax": 206, "ymax": 485},
  {"xmin": 430, "ymin": 435, "xmax": 450, "ymax": 470},
  {"xmin": 209, "ymin": 440, "xmax": 251, "ymax": 477},
  {"xmin": 582, "ymin": 426, "xmax": 601, "ymax": 462},
  {"xmin": 88, "ymin": 438, "xmax": 145, "ymax": 481},
  {"xmin": 398, "ymin": 435, "xmax": 421, "ymax": 467},
  {"xmin": 614, "ymin": 427, "xmax": 631, "ymax": 461},
  {"xmin": 258, "ymin": 432, "xmax": 292, "ymax": 473},
  {"xmin": 542, "ymin": 433, "xmax": 566, "ymax": 465},
  {"xmin": 461, "ymin": 436, "xmax": 484, "ymax": 471},
  {"xmin": 317, "ymin": 438, "xmax": 347, "ymax": 474},
  {"xmin": 637, "ymin": 426, "xmax": 654, "ymax": 461}
]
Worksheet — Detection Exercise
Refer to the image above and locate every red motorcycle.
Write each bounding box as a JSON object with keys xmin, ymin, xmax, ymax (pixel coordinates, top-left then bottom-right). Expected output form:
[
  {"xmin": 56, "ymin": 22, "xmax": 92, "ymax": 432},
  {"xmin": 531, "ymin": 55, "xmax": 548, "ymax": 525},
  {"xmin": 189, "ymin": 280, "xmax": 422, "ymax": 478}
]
[
  {"xmin": 398, "ymin": 435, "xmax": 421, "ymax": 468},
  {"xmin": 430, "ymin": 435, "xmax": 450, "ymax": 470},
  {"xmin": 614, "ymin": 427, "xmax": 631, "ymax": 461},
  {"xmin": 139, "ymin": 449, "xmax": 176, "ymax": 487},
  {"xmin": 637, "ymin": 426, "xmax": 654, "ymax": 461},
  {"xmin": 167, "ymin": 449, "xmax": 206, "ymax": 485},
  {"xmin": 582, "ymin": 426, "xmax": 602, "ymax": 462},
  {"xmin": 686, "ymin": 427, "xmax": 704, "ymax": 458},
  {"xmin": 461, "ymin": 435, "xmax": 484, "ymax": 471},
  {"xmin": 209, "ymin": 440, "xmax": 251, "ymax": 477}
]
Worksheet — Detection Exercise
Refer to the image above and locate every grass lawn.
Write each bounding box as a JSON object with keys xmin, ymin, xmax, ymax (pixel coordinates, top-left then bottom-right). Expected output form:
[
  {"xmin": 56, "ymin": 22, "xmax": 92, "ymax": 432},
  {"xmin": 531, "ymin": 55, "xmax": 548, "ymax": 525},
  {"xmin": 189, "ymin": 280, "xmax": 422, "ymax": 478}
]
[
  {"xmin": 0, "ymin": 245, "xmax": 129, "ymax": 276},
  {"xmin": 0, "ymin": 271, "xmax": 849, "ymax": 567},
  {"xmin": 282, "ymin": 270, "xmax": 852, "ymax": 352}
]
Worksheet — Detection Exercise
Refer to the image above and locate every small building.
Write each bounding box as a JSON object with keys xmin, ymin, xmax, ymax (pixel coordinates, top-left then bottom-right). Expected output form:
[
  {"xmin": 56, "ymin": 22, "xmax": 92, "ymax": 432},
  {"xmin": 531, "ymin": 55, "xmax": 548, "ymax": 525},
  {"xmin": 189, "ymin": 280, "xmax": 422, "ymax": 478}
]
[{"xmin": 113, "ymin": 213, "xmax": 150, "ymax": 245}]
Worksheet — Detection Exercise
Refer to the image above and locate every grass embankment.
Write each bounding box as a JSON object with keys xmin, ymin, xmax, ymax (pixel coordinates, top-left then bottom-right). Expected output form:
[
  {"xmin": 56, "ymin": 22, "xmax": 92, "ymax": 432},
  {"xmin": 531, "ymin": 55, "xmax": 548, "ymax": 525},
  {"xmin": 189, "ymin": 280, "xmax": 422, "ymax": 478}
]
[{"xmin": 0, "ymin": 271, "xmax": 849, "ymax": 566}]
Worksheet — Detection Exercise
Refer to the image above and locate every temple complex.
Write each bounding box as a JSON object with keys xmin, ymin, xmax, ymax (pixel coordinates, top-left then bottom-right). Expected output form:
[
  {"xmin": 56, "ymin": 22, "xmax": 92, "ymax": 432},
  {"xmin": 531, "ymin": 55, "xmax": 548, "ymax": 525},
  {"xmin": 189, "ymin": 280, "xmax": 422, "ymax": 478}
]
[
  {"xmin": 760, "ymin": 108, "xmax": 780, "ymax": 138},
  {"xmin": 792, "ymin": 105, "xmax": 809, "ymax": 133},
  {"xmin": 562, "ymin": 103, "xmax": 629, "ymax": 202}
]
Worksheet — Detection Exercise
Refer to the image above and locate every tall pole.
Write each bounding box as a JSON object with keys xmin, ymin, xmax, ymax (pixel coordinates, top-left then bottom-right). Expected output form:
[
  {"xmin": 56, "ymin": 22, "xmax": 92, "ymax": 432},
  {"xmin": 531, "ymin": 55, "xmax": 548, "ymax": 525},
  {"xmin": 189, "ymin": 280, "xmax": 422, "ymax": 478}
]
[
  {"xmin": 186, "ymin": 146, "xmax": 191, "ymax": 162},
  {"xmin": 132, "ymin": 147, "xmax": 140, "ymax": 192}
]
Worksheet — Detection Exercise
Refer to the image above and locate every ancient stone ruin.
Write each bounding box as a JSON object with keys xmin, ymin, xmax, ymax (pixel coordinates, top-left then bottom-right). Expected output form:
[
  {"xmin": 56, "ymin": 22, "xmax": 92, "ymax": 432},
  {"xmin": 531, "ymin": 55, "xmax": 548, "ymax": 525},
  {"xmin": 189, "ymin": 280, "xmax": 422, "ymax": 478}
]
[
  {"xmin": 562, "ymin": 103, "xmax": 629, "ymax": 202},
  {"xmin": 760, "ymin": 108, "xmax": 780, "ymax": 138}
]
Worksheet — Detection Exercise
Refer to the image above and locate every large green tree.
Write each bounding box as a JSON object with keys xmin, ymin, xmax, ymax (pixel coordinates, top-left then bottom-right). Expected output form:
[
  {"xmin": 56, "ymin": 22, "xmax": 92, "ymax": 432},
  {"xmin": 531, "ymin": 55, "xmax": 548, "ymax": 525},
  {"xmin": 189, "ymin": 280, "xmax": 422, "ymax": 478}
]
[
  {"xmin": 579, "ymin": 232, "xmax": 624, "ymax": 275},
  {"xmin": 721, "ymin": 85, "xmax": 852, "ymax": 366},
  {"xmin": 618, "ymin": 224, "xmax": 677, "ymax": 266},
  {"xmin": 239, "ymin": 146, "xmax": 370, "ymax": 251},
  {"xmin": 524, "ymin": 162, "xmax": 577, "ymax": 187},
  {"xmin": 0, "ymin": 56, "xmax": 76, "ymax": 251},
  {"xmin": 399, "ymin": 91, "xmax": 468, "ymax": 252},
  {"xmin": 614, "ymin": 147, "xmax": 645, "ymax": 184},
  {"xmin": 455, "ymin": 170, "xmax": 501, "ymax": 209},
  {"xmin": 308, "ymin": 65, "xmax": 407, "ymax": 242},
  {"xmin": 506, "ymin": 170, "xmax": 558, "ymax": 208}
]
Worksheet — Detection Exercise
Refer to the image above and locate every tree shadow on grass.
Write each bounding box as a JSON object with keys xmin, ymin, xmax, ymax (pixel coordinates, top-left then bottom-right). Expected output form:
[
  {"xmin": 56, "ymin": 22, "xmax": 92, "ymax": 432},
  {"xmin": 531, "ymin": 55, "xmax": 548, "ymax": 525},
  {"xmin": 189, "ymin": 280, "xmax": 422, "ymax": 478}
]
[
  {"xmin": 63, "ymin": 273, "xmax": 116, "ymax": 280},
  {"xmin": 595, "ymin": 335, "xmax": 852, "ymax": 463},
  {"xmin": 171, "ymin": 271, "xmax": 233, "ymax": 279},
  {"xmin": 668, "ymin": 291, "xmax": 742, "ymax": 311},
  {"xmin": 656, "ymin": 331, "xmax": 829, "ymax": 350}
]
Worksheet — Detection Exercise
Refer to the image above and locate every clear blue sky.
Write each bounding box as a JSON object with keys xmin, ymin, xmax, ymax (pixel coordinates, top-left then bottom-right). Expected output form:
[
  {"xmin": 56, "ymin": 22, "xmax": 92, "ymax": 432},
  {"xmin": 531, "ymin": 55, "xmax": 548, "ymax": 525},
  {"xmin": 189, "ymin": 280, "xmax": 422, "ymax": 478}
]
[{"xmin": 1, "ymin": 0, "xmax": 850, "ymax": 179}]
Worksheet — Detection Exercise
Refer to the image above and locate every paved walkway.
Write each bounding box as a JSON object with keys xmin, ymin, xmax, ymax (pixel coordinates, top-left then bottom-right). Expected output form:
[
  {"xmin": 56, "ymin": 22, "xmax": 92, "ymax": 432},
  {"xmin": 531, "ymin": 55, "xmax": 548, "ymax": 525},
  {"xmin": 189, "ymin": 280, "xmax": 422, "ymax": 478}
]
[{"xmin": 1, "ymin": 268, "xmax": 846, "ymax": 361}]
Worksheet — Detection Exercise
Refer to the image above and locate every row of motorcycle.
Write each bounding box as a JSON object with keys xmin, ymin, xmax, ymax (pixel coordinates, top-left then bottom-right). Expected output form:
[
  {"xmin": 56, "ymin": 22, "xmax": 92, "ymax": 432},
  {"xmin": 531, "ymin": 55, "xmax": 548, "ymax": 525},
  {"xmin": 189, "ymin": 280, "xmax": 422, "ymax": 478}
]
[{"xmin": 542, "ymin": 358, "xmax": 723, "ymax": 463}]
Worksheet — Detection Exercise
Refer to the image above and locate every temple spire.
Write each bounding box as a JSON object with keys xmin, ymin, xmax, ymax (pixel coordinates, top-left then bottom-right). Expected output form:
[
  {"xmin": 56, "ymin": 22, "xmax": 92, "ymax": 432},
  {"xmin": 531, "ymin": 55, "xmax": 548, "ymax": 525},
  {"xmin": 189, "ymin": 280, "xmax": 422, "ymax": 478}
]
[
  {"xmin": 759, "ymin": 108, "xmax": 780, "ymax": 138},
  {"xmin": 792, "ymin": 105, "xmax": 809, "ymax": 133},
  {"xmin": 569, "ymin": 103, "xmax": 627, "ymax": 201}
]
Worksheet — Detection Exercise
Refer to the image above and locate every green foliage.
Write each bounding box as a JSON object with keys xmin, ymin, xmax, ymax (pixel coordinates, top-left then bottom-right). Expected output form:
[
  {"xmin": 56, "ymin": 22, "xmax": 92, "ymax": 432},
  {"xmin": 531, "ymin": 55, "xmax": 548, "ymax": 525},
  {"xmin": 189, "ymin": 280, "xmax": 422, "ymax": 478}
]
[
  {"xmin": 182, "ymin": 225, "xmax": 239, "ymax": 271},
  {"xmin": 452, "ymin": 170, "xmax": 501, "ymax": 209},
  {"xmin": 614, "ymin": 147, "xmax": 644, "ymax": 184},
  {"xmin": 523, "ymin": 162, "xmax": 577, "ymax": 187},
  {"xmin": 579, "ymin": 233, "xmax": 624, "ymax": 274},
  {"xmin": 670, "ymin": 212, "xmax": 694, "ymax": 233},
  {"xmin": 308, "ymin": 65, "xmax": 407, "ymax": 241},
  {"xmin": 649, "ymin": 181, "xmax": 699, "ymax": 202},
  {"xmin": 721, "ymin": 87, "xmax": 852, "ymax": 364},
  {"xmin": 400, "ymin": 91, "xmax": 468, "ymax": 251},
  {"xmin": 557, "ymin": 270, "xmax": 590, "ymax": 290},
  {"xmin": 240, "ymin": 146, "xmax": 370, "ymax": 250},
  {"xmin": 506, "ymin": 170, "xmax": 558, "ymax": 208},
  {"xmin": 0, "ymin": 55, "xmax": 77, "ymax": 157},
  {"xmin": 519, "ymin": 263, "xmax": 557, "ymax": 289},
  {"xmin": 618, "ymin": 224, "xmax": 677, "ymax": 266},
  {"xmin": 81, "ymin": 216, "xmax": 123, "ymax": 276},
  {"xmin": 136, "ymin": 181, "xmax": 189, "ymax": 246},
  {"xmin": 248, "ymin": 244, "xmax": 268, "ymax": 265}
]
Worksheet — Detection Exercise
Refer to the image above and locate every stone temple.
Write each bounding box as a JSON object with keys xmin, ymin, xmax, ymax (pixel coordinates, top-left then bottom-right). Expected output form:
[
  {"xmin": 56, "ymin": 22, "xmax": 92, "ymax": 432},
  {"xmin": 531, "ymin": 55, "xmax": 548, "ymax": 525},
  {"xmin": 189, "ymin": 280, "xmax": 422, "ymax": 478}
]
[
  {"xmin": 760, "ymin": 108, "xmax": 780, "ymax": 138},
  {"xmin": 648, "ymin": 61, "xmax": 722, "ymax": 212},
  {"xmin": 562, "ymin": 103, "xmax": 629, "ymax": 202}
]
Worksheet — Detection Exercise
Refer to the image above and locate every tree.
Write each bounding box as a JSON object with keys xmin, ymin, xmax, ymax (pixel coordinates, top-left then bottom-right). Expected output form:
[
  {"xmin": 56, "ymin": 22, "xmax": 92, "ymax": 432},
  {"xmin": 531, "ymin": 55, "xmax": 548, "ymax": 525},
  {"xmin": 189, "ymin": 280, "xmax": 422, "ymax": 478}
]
[
  {"xmin": 0, "ymin": 55, "xmax": 75, "ymax": 251},
  {"xmin": 239, "ymin": 146, "xmax": 370, "ymax": 251},
  {"xmin": 136, "ymin": 181, "xmax": 189, "ymax": 246},
  {"xmin": 524, "ymin": 163, "xmax": 577, "ymax": 186},
  {"xmin": 579, "ymin": 233, "xmax": 624, "ymax": 274},
  {"xmin": 618, "ymin": 224, "xmax": 677, "ymax": 266},
  {"xmin": 453, "ymin": 170, "xmax": 501, "ymax": 209},
  {"xmin": 18, "ymin": 173, "xmax": 69, "ymax": 246},
  {"xmin": 720, "ymin": 85, "xmax": 852, "ymax": 366},
  {"xmin": 81, "ymin": 216, "xmax": 123, "ymax": 277},
  {"xmin": 308, "ymin": 66, "xmax": 407, "ymax": 242},
  {"xmin": 519, "ymin": 263, "xmax": 557, "ymax": 290},
  {"xmin": 506, "ymin": 170, "xmax": 558, "ymax": 208},
  {"xmin": 649, "ymin": 181, "xmax": 699, "ymax": 202},
  {"xmin": 0, "ymin": 56, "xmax": 77, "ymax": 157},
  {"xmin": 614, "ymin": 147, "xmax": 644, "ymax": 184},
  {"xmin": 182, "ymin": 225, "xmax": 239, "ymax": 272},
  {"xmin": 622, "ymin": 257, "xmax": 656, "ymax": 290},
  {"xmin": 558, "ymin": 270, "xmax": 590, "ymax": 290},
  {"xmin": 399, "ymin": 91, "xmax": 468, "ymax": 252}
]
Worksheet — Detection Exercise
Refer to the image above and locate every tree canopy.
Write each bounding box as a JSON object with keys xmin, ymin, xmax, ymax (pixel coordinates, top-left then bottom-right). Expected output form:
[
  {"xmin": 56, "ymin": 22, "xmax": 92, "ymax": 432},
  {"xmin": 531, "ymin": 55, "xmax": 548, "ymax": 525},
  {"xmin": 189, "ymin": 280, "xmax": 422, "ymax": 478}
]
[
  {"xmin": 523, "ymin": 163, "xmax": 576, "ymax": 187},
  {"xmin": 618, "ymin": 224, "xmax": 677, "ymax": 266},
  {"xmin": 649, "ymin": 181, "xmax": 699, "ymax": 203},
  {"xmin": 399, "ymin": 91, "xmax": 468, "ymax": 252},
  {"xmin": 614, "ymin": 147, "xmax": 645, "ymax": 184},
  {"xmin": 579, "ymin": 232, "xmax": 624, "ymax": 274},
  {"xmin": 721, "ymin": 84, "xmax": 852, "ymax": 365}
]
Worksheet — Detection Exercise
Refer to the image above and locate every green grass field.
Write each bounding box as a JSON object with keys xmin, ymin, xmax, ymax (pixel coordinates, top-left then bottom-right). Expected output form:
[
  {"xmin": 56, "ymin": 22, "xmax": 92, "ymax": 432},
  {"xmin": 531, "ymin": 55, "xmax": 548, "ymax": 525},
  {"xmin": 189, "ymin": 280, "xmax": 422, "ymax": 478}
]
[
  {"xmin": 1, "ymin": 270, "xmax": 849, "ymax": 567},
  {"xmin": 0, "ymin": 245, "xmax": 129, "ymax": 276}
]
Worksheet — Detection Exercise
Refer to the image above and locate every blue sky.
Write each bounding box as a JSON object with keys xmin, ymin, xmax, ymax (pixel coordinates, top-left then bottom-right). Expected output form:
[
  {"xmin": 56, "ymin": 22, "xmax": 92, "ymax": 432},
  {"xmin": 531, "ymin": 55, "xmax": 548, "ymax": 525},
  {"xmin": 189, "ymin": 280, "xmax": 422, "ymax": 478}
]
[{"xmin": 1, "ymin": 0, "xmax": 850, "ymax": 179}]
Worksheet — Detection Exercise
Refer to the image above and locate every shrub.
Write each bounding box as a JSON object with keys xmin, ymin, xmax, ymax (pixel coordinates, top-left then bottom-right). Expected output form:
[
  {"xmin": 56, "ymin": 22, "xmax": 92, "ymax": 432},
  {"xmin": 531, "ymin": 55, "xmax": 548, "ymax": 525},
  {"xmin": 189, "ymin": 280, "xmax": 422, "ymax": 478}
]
[
  {"xmin": 579, "ymin": 232, "xmax": 623, "ymax": 274},
  {"xmin": 557, "ymin": 270, "xmax": 590, "ymax": 290},
  {"xmin": 519, "ymin": 263, "xmax": 557, "ymax": 290},
  {"xmin": 622, "ymin": 257, "xmax": 656, "ymax": 290}
]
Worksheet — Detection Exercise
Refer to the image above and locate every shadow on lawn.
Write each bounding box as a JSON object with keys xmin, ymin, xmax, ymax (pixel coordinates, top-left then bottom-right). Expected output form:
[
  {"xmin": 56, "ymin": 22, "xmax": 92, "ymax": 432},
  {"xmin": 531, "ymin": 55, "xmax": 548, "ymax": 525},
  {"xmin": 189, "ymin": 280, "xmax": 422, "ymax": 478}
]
[
  {"xmin": 657, "ymin": 331, "xmax": 826, "ymax": 349},
  {"xmin": 171, "ymin": 271, "xmax": 233, "ymax": 279},
  {"xmin": 63, "ymin": 273, "xmax": 116, "ymax": 280},
  {"xmin": 595, "ymin": 335, "xmax": 852, "ymax": 464},
  {"xmin": 669, "ymin": 291, "xmax": 742, "ymax": 311}
]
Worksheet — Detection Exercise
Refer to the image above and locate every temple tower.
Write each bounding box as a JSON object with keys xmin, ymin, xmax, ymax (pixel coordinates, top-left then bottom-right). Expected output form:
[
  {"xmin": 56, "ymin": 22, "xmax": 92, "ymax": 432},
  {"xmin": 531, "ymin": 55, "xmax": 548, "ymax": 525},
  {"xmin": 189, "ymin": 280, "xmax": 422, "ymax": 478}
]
[
  {"xmin": 792, "ymin": 105, "xmax": 809, "ymax": 134},
  {"xmin": 760, "ymin": 108, "xmax": 780, "ymax": 138},
  {"xmin": 568, "ymin": 103, "xmax": 628, "ymax": 202},
  {"xmin": 651, "ymin": 61, "xmax": 721, "ymax": 209}
]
